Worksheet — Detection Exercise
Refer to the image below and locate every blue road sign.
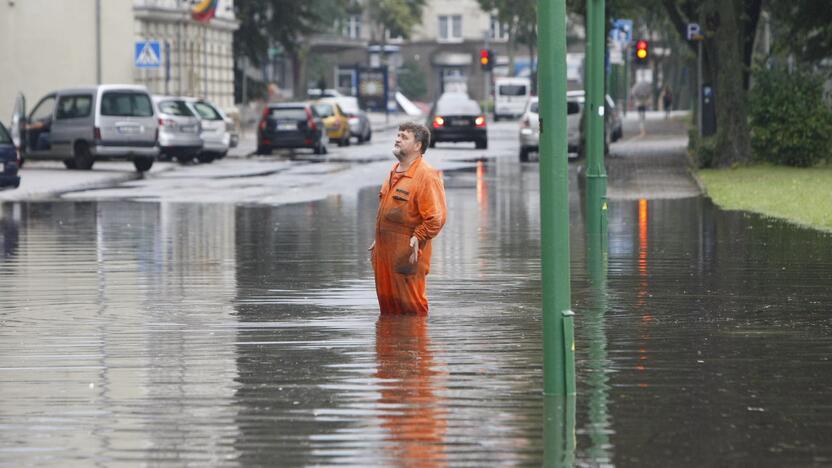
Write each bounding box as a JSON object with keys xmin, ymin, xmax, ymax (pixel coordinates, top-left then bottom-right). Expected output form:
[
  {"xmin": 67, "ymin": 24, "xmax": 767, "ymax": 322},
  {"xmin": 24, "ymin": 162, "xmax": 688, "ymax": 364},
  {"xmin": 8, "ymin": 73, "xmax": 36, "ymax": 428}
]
[{"xmin": 135, "ymin": 41, "xmax": 161, "ymax": 69}]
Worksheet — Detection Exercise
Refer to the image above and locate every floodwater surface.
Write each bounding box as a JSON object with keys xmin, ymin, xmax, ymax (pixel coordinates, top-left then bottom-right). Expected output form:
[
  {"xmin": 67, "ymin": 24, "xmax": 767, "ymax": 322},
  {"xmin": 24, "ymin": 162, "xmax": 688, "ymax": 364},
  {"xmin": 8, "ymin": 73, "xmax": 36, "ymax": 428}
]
[{"xmin": 0, "ymin": 159, "xmax": 830, "ymax": 466}]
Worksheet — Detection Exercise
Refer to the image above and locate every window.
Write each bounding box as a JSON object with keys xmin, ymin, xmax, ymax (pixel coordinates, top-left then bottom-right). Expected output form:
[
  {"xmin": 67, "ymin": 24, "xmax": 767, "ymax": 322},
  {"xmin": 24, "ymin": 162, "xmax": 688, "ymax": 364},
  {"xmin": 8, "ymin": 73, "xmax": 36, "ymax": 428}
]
[
  {"xmin": 345, "ymin": 14, "xmax": 361, "ymax": 39},
  {"xmin": 101, "ymin": 92, "xmax": 153, "ymax": 117},
  {"xmin": 30, "ymin": 96, "xmax": 56, "ymax": 121},
  {"xmin": 498, "ymin": 85, "xmax": 527, "ymax": 97},
  {"xmin": 56, "ymin": 95, "xmax": 93, "ymax": 120},
  {"xmin": 0, "ymin": 123, "xmax": 11, "ymax": 144},
  {"xmin": 158, "ymin": 100, "xmax": 194, "ymax": 116},
  {"xmin": 490, "ymin": 15, "xmax": 509, "ymax": 41},
  {"xmin": 438, "ymin": 15, "xmax": 462, "ymax": 42},
  {"xmin": 313, "ymin": 103, "xmax": 334, "ymax": 117},
  {"xmin": 192, "ymin": 102, "xmax": 222, "ymax": 120}
]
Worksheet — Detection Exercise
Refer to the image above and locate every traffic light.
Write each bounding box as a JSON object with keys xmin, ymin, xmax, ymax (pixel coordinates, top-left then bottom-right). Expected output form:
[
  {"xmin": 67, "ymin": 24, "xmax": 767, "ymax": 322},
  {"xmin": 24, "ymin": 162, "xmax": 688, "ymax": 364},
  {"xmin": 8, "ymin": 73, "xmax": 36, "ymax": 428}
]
[
  {"xmin": 479, "ymin": 49, "xmax": 493, "ymax": 71},
  {"xmin": 634, "ymin": 40, "xmax": 649, "ymax": 65}
]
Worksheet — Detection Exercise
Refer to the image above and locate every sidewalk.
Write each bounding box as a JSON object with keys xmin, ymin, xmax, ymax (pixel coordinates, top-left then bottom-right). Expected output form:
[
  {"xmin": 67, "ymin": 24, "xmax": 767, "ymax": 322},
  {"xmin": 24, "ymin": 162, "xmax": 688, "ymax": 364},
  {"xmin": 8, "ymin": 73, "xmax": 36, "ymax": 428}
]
[{"xmin": 604, "ymin": 110, "xmax": 700, "ymax": 200}]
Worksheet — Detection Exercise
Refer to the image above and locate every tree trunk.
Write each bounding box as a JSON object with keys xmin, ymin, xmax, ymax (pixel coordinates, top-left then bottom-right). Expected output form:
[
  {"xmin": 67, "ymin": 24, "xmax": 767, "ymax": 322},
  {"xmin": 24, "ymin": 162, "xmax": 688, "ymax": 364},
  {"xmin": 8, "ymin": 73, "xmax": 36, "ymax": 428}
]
[{"xmin": 711, "ymin": 0, "xmax": 751, "ymax": 167}]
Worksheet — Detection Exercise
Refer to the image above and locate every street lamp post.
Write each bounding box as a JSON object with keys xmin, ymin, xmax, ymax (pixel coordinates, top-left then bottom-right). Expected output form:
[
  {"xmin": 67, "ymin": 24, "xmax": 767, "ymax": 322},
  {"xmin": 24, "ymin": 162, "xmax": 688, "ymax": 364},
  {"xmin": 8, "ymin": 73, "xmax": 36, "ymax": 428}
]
[
  {"xmin": 538, "ymin": 0, "xmax": 576, "ymax": 397},
  {"xmin": 585, "ymin": 0, "xmax": 608, "ymax": 238}
]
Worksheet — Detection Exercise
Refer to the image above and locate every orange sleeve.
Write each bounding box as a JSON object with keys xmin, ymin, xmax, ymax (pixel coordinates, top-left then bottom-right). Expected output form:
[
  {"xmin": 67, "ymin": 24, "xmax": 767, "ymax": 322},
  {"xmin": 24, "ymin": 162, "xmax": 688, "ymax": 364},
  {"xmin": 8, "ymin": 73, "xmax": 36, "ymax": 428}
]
[{"xmin": 412, "ymin": 170, "xmax": 447, "ymax": 241}]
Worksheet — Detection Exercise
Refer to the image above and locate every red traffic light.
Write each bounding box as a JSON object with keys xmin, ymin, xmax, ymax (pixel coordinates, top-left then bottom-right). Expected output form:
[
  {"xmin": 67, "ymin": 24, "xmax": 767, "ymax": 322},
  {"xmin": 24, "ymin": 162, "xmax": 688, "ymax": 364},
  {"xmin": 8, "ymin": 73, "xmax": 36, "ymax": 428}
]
[{"xmin": 479, "ymin": 49, "xmax": 490, "ymax": 66}]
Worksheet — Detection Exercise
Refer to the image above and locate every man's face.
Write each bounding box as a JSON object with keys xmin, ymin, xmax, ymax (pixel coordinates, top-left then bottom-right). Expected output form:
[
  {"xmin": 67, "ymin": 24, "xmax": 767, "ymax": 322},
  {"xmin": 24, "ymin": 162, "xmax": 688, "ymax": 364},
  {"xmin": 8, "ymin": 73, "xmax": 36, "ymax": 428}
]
[{"xmin": 392, "ymin": 130, "xmax": 420, "ymax": 160}]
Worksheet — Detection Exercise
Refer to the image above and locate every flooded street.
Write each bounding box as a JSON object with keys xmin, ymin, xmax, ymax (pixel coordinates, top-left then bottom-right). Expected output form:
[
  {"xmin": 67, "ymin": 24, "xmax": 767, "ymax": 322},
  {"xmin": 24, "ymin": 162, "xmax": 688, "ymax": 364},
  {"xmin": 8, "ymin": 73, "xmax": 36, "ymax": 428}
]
[{"xmin": 1, "ymin": 152, "xmax": 831, "ymax": 466}]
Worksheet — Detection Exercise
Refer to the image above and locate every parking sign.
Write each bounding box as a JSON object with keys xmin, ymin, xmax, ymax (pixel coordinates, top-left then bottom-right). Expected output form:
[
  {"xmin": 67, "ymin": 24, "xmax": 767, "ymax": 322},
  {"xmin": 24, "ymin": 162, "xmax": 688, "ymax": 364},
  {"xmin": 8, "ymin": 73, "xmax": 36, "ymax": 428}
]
[{"xmin": 135, "ymin": 41, "xmax": 161, "ymax": 69}]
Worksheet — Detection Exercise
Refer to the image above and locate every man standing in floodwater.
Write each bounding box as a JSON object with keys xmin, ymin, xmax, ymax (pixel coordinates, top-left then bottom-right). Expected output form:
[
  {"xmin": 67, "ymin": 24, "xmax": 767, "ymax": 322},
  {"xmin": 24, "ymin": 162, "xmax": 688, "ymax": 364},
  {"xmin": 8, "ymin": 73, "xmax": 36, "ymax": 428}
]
[{"xmin": 369, "ymin": 122, "xmax": 447, "ymax": 315}]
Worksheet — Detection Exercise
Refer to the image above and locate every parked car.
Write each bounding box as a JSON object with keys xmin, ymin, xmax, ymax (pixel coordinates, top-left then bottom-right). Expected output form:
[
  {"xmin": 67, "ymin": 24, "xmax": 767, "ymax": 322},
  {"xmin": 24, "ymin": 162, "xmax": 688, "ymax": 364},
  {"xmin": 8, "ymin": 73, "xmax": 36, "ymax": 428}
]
[
  {"xmin": 427, "ymin": 93, "xmax": 488, "ymax": 149},
  {"xmin": 183, "ymin": 98, "xmax": 234, "ymax": 162},
  {"xmin": 313, "ymin": 100, "xmax": 351, "ymax": 147},
  {"xmin": 0, "ymin": 122, "xmax": 21, "ymax": 189},
  {"xmin": 326, "ymin": 96, "xmax": 371, "ymax": 143},
  {"xmin": 11, "ymin": 85, "xmax": 158, "ymax": 172},
  {"xmin": 494, "ymin": 77, "xmax": 531, "ymax": 121},
  {"xmin": 518, "ymin": 95, "xmax": 582, "ymax": 162},
  {"xmin": 257, "ymin": 102, "xmax": 327, "ymax": 155},
  {"xmin": 153, "ymin": 96, "xmax": 203, "ymax": 163},
  {"xmin": 576, "ymin": 91, "xmax": 622, "ymax": 158}
]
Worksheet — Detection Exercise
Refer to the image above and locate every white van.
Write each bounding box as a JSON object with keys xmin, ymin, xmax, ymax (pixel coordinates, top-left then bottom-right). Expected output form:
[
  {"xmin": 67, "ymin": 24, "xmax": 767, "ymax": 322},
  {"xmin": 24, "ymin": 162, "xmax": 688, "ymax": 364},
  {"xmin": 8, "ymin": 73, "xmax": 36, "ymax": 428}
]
[{"xmin": 494, "ymin": 77, "xmax": 531, "ymax": 121}]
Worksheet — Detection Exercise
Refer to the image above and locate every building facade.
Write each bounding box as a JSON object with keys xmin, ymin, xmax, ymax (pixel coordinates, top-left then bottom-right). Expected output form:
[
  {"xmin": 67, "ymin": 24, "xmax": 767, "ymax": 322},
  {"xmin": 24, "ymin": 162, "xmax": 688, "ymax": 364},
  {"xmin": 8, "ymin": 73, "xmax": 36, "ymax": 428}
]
[{"xmin": 0, "ymin": 0, "xmax": 238, "ymax": 118}]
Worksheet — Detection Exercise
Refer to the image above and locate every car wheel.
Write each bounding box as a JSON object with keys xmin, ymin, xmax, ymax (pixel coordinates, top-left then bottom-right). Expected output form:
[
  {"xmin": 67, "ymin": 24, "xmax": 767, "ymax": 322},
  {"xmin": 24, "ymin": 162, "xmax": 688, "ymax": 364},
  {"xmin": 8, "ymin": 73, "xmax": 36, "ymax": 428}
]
[
  {"xmin": 175, "ymin": 155, "xmax": 193, "ymax": 164},
  {"xmin": 63, "ymin": 159, "xmax": 77, "ymax": 169},
  {"xmin": 519, "ymin": 147, "xmax": 530, "ymax": 162},
  {"xmin": 73, "ymin": 142, "xmax": 94, "ymax": 170},
  {"xmin": 429, "ymin": 139, "xmax": 436, "ymax": 148},
  {"xmin": 197, "ymin": 153, "xmax": 215, "ymax": 164},
  {"xmin": 314, "ymin": 141, "xmax": 324, "ymax": 155},
  {"xmin": 343, "ymin": 134, "xmax": 351, "ymax": 147},
  {"xmin": 365, "ymin": 129, "xmax": 371, "ymax": 142},
  {"xmin": 476, "ymin": 139, "xmax": 488, "ymax": 150},
  {"xmin": 257, "ymin": 146, "xmax": 272, "ymax": 155},
  {"xmin": 133, "ymin": 157, "xmax": 154, "ymax": 172}
]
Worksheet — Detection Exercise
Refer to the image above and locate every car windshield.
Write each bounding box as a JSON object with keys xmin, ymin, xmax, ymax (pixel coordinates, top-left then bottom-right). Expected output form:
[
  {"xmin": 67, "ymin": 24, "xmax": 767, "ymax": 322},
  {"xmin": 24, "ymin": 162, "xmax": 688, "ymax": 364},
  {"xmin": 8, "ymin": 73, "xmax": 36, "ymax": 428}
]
[
  {"xmin": 101, "ymin": 92, "xmax": 154, "ymax": 117},
  {"xmin": 314, "ymin": 104, "xmax": 334, "ymax": 117},
  {"xmin": 499, "ymin": 84, "xmax": 527, "ymax": 96},
  {"xmin": 192, "ymin": 102, "xmax": 222, "ymax": 120},
  {"xmin": 269, "ymin": 108, "xmax": 307, "ymax": 120},
  {"xmin": 0, "ymin": 123, "xmax": 11, "ymax": 144},
  {"xmin": 436, "ymin": 99, "xmax": 481, "ymax": 116},
  {"xmin": 529, "ymin": 101, "xmax": 539, "ymax": 113},
  {"xmin": 159, "ymin": 100, "xmax": 194, "ymax": 117}
]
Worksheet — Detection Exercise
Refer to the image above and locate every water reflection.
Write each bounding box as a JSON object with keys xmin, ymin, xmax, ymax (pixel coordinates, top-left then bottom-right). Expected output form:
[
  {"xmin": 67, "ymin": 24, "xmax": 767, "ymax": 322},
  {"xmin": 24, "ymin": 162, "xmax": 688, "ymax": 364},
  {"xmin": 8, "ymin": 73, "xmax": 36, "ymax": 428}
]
[
  {"xmin": 543, "ymin": 395, "xmax": 576, "ymax": 468},
  {"xmin": 376, "ymin": 315, "xmax": 447, "ymax": 466}
]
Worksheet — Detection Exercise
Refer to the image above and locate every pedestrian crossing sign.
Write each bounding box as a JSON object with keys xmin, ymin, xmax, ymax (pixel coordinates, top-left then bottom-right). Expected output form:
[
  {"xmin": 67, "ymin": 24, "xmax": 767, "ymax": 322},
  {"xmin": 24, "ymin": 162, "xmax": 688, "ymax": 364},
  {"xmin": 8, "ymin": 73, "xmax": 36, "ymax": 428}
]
[{"xmin": 135, "ymin": 41, "xmax": 161, "ymax": 69}]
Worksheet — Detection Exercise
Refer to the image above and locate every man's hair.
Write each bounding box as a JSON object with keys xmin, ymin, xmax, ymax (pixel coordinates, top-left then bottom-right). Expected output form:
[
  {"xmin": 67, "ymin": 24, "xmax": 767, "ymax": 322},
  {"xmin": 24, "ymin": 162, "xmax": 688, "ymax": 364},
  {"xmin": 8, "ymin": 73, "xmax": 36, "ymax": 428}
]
[{"xmin": 399, "ymin": 122, "xmax": 431, "ymax": 154}]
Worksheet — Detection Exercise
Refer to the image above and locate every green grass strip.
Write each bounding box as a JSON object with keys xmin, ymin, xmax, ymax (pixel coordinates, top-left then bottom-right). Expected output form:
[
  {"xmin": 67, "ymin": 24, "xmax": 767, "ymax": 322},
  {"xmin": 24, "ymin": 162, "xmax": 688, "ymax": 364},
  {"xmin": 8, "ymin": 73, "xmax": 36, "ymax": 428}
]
[{"xmin": 697, "ymin": 164, "xmax": 832, "ymax": 232}]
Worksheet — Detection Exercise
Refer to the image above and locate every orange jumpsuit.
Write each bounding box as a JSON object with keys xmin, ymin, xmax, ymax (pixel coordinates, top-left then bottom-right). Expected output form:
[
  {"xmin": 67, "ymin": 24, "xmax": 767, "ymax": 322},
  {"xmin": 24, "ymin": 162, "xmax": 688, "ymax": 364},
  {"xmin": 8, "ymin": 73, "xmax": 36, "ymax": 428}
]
[{"xmin": 373, "ymin": 157, "xmax": 447, "ymax": 315}]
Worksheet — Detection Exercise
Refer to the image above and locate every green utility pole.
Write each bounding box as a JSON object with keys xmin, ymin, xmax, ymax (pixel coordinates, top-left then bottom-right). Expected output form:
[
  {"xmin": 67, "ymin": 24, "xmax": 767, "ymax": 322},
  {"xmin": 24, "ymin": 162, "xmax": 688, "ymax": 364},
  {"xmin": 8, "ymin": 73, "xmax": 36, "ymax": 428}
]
[
  {"xmin": 585, "ymin": 0, "xmax": 608, "ymax": 236},
  {"xmin": 538, "ymin": 0, "xmax": 576, "ymax": 397}
]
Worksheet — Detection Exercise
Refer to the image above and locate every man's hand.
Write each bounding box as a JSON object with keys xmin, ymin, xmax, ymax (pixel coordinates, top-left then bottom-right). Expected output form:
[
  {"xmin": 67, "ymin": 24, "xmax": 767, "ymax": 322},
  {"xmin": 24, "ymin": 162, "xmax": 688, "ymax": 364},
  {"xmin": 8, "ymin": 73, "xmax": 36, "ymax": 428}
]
[{"xmin": 409, "ymin": 236, "xmax": 419, "ymax": 264}]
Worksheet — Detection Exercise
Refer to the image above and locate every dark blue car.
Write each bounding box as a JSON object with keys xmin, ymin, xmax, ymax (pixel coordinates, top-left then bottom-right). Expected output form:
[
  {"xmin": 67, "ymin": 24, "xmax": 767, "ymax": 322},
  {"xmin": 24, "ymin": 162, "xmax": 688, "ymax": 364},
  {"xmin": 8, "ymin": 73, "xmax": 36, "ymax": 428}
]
[{"xmin": 0, "ymin": 122, "xmax": 21, "ymax": 189}]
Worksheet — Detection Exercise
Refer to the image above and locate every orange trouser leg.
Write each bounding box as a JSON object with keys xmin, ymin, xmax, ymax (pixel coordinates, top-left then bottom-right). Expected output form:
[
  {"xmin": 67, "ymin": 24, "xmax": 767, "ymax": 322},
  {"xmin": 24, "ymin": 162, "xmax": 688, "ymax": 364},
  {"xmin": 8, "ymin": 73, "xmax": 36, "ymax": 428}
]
[{"xmin": 373, "ymin": 232, "xmax": 429, "ymax": 315}]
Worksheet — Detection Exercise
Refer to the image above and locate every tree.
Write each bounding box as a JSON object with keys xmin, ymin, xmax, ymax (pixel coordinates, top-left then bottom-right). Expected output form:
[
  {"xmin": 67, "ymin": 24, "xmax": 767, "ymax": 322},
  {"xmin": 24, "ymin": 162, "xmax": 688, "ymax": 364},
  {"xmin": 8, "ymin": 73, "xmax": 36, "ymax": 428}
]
[
  {"xmin": 767, "ymin": 1, "xmax": 832, "ymax": 66},
  {"xmin": 365, "ymin": 0, "xmax": 425, "ymax": 43},
  {"xmin": 234, "ymin": 0, "xmax": 348, "ymax": 98},
  {"xmin": 477, "ymin": 0, "xmax": 537, "ymax": 76}
]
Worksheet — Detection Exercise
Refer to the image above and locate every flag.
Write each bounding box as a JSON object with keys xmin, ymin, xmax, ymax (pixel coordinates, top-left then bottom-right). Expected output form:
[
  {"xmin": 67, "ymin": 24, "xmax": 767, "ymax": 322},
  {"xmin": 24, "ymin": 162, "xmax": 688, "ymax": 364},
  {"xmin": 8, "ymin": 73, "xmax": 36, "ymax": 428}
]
[{"xmin": 192, "ymin": 0, "xmax": 218, "ymax": 22}]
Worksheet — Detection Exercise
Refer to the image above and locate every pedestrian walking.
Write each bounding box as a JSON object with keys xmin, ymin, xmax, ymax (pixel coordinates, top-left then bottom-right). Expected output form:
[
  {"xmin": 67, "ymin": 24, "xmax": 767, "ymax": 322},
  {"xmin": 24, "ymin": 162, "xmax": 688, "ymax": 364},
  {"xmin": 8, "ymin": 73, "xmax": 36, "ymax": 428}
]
[
  {"xmin": 662, "ymin": 86, "xmax": 673, "ymax": 119},
  {"xmin": 369, "ymin": 122, "xmax": 447, "ymax": 315}
]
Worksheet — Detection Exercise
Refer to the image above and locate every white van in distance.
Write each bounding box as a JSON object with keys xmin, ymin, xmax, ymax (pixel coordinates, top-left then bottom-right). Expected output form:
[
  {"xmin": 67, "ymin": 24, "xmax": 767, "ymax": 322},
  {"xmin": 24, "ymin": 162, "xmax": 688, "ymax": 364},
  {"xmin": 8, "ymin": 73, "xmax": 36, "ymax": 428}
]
[{"xmin": 494, "ymin": 77, "xmax": 531, "ymax": 121}]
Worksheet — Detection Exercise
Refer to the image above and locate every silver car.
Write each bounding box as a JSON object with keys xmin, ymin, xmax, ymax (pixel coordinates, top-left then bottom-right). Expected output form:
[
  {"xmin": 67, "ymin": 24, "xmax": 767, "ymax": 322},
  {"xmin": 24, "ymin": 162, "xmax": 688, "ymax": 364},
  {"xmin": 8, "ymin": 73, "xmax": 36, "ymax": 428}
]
[
  {"xmin": 183, "ymin": 98, "xmax": 234, "ymax": 162},
  {"xmin": 12, "ymin": 85, "xmax": 159, "ymax": 172},
  {"xmin": 518, "ymin": 95, "xmax": 582, "ymax": 162},
  {"xmin": 153, "ymin": 96, "xmax": 203, "ymax": 163}
]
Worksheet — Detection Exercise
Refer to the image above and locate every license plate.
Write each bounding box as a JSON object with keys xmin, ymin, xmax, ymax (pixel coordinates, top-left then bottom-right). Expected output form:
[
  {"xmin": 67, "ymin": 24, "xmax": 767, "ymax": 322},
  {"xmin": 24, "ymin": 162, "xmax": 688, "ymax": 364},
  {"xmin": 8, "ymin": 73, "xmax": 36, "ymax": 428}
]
[
  {"xmin": 118, "ymin": 126, "xmax": 139, "ymax": 134},
  {"xmin": 452, "ymin": 119, "xmax": 469, "ymax": 126},
  {"xmin": 180, "ymin": 125, "xmax": 196, "ymax": 133},
  {"xmin": 277, "ymin": 123, "xmax": 296, "ymax": 130}
]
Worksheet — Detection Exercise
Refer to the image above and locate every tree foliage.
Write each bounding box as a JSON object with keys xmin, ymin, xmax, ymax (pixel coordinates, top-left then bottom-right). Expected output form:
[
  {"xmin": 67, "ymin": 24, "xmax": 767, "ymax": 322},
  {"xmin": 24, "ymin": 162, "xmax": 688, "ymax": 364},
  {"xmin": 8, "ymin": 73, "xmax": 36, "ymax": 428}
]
[
  {"xmin": 767, "ymin": 1, "xmax": 832, "ymax": 66},
  {"xmin": 365, "ymin": 0, "xmax": 426, "ymax": 42}
]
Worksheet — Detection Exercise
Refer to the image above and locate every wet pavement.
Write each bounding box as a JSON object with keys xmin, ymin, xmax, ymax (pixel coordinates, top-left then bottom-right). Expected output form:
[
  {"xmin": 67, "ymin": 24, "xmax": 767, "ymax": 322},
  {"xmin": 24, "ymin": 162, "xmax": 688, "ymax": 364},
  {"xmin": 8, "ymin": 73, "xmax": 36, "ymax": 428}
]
[{"xmin": 1, "ymin": 118, "xmax": 831, "ymax": 466}]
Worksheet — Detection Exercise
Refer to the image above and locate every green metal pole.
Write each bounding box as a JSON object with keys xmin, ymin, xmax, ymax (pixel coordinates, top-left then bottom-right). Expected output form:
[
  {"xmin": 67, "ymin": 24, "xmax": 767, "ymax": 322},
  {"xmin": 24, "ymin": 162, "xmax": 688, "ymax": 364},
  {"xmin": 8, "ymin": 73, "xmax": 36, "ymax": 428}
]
[
  {"xmin": 585, "ymin": 0, "xmax": 608, "ymax": 237},
  {"xmin": 538, "ymin": 0, "xmax": 573, "ymax": 396}
]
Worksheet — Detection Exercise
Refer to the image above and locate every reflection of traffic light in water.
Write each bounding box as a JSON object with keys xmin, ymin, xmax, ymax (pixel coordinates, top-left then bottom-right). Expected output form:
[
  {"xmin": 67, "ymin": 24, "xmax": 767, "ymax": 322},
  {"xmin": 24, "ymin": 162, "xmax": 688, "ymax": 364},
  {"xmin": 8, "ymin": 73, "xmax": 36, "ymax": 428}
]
[
  {"xmin": 636, "ymin": 199, "xmax": 651, "ymax": 387},
  {"xmin": 375, "ymin": 316, "xmax": 447, "ymax": 465}
]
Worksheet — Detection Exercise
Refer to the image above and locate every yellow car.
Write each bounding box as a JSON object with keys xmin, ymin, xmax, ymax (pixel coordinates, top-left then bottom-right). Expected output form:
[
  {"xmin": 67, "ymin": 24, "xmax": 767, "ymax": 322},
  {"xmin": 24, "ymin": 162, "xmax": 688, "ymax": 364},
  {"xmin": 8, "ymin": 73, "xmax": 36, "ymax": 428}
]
[{"xmin": 313, "ymin": 100, "xmax": 351, "ymax": 147}]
